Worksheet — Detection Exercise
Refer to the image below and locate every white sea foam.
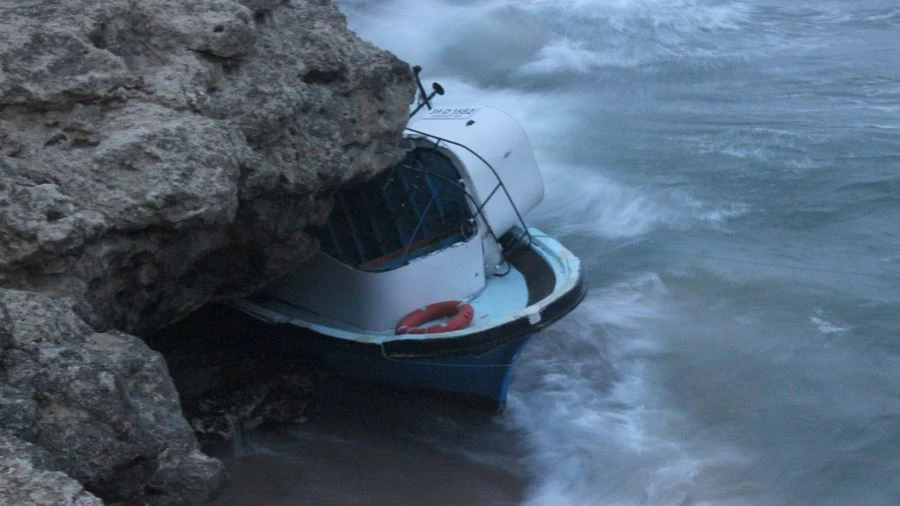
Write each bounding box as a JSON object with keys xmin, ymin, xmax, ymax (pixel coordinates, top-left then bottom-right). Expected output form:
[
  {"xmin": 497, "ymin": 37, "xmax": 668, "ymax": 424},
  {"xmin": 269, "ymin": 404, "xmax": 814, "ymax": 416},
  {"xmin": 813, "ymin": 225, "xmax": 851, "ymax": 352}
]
[
  {"xmin": 696, "ymin": 127, "xmax": 828, "ymax": 170},
  {"xmin": 535, "ymin": 171, "xmax": 679, "ymax": 238},
  {"xmin": 809, "ymin": 310, "xmax": 847, "ymax": 336},
  {"xmin": 510, "ymin": 0, "xmax": 751, "ymax": 78},
  {"xmin": 513, "ymin": 38, "xmax": 644, "ymax": 78},
  {"xmin": 336, "ymin": 0, "xmax": 486, "ymax": 67},
  {"xmin": 505, "ymin": 277, "xmax": 712, "ymax": 505},
  {"xmin": 340, "ymin": 0, "xmax": 751, "ymax": 85},
  {"xmin": 522, "ymin": 0, "xmax": 748, "ymax": 32},
  {"xmin": 533, "ymin": 162, "xmax": 747, "ymax": 239}
]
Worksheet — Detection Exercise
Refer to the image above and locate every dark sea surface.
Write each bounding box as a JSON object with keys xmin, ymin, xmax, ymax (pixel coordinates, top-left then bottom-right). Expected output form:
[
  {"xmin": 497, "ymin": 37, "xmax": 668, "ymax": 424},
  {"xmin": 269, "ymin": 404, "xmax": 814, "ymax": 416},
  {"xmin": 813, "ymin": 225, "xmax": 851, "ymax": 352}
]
[{"xmin": 215, "ymin": 1, "xmax": 900, "ymax": 504}]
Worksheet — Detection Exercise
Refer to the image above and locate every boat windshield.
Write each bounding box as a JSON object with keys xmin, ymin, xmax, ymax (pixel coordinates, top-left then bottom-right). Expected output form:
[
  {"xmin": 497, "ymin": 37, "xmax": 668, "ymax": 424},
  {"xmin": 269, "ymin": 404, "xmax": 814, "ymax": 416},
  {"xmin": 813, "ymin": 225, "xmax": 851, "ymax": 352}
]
[{"xmin": 313, "ymin": 147, "xmax": 475, "ymax": 271}]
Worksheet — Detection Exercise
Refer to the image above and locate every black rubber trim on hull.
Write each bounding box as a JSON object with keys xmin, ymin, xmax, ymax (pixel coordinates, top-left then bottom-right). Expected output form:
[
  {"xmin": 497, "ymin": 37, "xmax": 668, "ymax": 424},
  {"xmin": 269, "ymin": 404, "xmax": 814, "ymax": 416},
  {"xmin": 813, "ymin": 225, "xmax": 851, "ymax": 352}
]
[{"xmin": 262, "ymin": 266, "xmax": 587, "ymax": 360}]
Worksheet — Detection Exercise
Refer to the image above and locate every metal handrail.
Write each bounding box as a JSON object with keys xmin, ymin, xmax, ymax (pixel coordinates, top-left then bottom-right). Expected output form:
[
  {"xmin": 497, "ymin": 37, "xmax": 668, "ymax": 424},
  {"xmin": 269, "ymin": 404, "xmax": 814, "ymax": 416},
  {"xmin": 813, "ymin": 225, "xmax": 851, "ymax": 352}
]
[{"xmin": 403, "ymin": 127, "xmax": 536, "ymax": 250}]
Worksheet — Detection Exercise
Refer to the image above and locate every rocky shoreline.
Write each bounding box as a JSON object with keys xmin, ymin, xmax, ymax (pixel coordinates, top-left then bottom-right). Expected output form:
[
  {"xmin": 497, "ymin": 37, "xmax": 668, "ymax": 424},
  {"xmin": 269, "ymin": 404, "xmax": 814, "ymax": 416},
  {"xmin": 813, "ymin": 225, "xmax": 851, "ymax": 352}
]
[
  {"xmin": 0, "ymin": 0, "xmax": 412, "ymax": 503},
  {"xmin": 146, "ymin": 304, "xmax": 322, "ymax": 453}
]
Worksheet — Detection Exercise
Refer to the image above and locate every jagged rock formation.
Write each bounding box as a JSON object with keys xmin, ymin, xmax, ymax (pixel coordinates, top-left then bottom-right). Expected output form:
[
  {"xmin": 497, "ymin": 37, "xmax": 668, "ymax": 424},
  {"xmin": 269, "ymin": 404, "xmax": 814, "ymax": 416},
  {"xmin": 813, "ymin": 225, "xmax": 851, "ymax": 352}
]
[
  {"xmin": 0, "ymin": 431, "xmax": 102, "ymax": 506},
  {"xmin": 0, "ymin": 0, "xmax": 412, "ymax": 503},
  {"xmin": 1, "ymin": 291, "xmax": 225, "ymax": 504}
]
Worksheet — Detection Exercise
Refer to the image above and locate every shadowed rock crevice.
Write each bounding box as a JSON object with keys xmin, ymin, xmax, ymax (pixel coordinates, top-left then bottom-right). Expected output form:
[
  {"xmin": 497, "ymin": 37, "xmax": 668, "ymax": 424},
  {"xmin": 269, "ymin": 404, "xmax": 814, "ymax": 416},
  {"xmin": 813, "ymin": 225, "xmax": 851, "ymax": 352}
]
[
  {"xmin": 0, "ymin": 0, "xmax": 414, "ymax": 503},
  {"xmin": 302, "ymin": 67, "xmax": 348, "ymax": 85}
]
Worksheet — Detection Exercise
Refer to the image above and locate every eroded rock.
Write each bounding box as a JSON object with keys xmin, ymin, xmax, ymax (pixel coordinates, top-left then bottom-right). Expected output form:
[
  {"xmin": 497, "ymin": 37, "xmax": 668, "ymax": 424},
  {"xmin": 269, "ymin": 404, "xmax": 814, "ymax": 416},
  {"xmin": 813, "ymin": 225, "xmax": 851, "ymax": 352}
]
[
  {"xmin": 0, "ymin": 431, "xmax": 103, "ymax": 506},
  {"xmin": 0, "ymin": 290, "xmax": 226, "ymax": 503},
  {"xmin": 0, "ymin": 0, "xmax": 413, "ymax": 503},
  {"xmin": 0, "ymin": 0, "xmax": 412, "ymax": 332}
]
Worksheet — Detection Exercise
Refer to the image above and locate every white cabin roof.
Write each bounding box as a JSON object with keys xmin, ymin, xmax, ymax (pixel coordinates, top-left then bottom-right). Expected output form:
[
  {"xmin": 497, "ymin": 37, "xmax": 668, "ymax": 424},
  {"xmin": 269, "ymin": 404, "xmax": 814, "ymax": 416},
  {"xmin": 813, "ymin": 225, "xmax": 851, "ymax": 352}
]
[{"xmin": 406, "ymin": 107, "xmax": 544, "ymax": 238}]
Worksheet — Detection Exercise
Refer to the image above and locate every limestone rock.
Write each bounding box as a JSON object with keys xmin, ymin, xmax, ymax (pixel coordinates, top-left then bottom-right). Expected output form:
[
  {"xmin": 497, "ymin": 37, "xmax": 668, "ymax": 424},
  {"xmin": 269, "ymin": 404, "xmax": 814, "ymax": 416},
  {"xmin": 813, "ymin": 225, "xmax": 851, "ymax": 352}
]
[
  {"xmin": 0, "ymin": 0, "xmax": 413, "ymax": 503},
  {"xmin": 0, "ymin": 0, "xmax": 412, "ymax": 332},
  {"xmin": 0, "ymin": 290, "xmax": 226, "ymax": 503},
  {"xmin": 0, "ymin": 431, "xmax": 103, "ymax": 506},
  {"xmin": 0, "ymin": 384, "xmax": 38, "ymax": 440}
]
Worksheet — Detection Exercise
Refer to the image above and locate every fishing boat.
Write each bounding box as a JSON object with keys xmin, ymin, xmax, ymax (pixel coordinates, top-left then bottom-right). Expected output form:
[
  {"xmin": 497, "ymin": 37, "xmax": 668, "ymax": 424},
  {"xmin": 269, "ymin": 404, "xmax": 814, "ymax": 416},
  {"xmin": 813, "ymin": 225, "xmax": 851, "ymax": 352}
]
[{"xmin": 229, "ymin": 78, "xmax": 585, "ymax": 411}]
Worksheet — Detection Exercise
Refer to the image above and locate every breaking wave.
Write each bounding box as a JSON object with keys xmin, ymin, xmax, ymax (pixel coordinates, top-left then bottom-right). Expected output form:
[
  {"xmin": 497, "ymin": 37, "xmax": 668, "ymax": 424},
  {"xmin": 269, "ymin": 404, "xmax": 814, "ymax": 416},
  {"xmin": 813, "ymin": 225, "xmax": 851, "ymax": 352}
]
[
  {"xmin": 533, "ymin": 163, "xmax": 747, "ymax": 239},
  {"xmin": 505, "ymin": 274, "xmax": 742, "ymax": 505}
]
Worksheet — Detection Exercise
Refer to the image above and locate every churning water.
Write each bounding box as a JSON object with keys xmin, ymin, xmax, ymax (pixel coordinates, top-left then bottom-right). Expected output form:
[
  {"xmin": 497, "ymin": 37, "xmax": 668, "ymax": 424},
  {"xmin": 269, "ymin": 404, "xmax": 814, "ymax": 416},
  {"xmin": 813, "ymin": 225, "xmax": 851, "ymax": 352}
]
[{"xmin": 215, "ymin": 1, "xmax": 900, "ymax": 504}]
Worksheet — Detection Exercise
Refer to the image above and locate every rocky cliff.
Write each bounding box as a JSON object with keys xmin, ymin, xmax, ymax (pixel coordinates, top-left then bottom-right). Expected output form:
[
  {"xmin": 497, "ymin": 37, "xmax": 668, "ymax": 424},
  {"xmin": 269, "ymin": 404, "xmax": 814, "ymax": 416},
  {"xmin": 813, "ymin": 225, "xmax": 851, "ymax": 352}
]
[{"xmin": 0, "ymin": 0, "xmax": 412, "ymax": 503}]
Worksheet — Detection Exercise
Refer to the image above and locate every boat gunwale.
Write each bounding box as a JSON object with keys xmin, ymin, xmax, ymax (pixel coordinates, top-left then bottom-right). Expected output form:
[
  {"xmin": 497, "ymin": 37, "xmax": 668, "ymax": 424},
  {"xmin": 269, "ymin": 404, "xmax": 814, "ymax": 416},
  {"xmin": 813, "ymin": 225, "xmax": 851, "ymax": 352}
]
[{"xmin": 228, "ymin": 226, "xmax": 586, "ymax": 358}]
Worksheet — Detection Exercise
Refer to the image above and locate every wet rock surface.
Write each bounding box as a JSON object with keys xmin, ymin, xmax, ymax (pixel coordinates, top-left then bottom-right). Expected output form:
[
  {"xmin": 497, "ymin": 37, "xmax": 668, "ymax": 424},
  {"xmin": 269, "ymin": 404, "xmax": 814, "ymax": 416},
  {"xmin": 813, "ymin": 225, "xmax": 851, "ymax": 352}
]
[
  {"xmin": 0, "ymin": 293, "xmax": 321, "ymax": 503},
  {"xmin": 147, "ymin": 304, "xmax": 321, "ymax": 451},
  {"xmin": 0, "ymin": 290, "xmax": 227, "ymax": 504},
  {"xmin": 0, "ymin": 0, "xmax": 412, "ymax": 503},
  {"xmin": 0, "ymin": 432, "xmax": 103, "ymax": 506},
  {"xmin": 189, "ymin": 373, "xmax": 316, "ymax": 446}
]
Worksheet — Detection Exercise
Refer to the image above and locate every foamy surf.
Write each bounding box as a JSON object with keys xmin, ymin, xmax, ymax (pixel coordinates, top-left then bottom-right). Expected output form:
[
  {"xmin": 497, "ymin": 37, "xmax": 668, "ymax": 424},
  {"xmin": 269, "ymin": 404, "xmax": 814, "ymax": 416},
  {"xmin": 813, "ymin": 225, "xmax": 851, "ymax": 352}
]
[{"xmin": 505, "ymin": 276, "xmax": 719, "ymax": 506}]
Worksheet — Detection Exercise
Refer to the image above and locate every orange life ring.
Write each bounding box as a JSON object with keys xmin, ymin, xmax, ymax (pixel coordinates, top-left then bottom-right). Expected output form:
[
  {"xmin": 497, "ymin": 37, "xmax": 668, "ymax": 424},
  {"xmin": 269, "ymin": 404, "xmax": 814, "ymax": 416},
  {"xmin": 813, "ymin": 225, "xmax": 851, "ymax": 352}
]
[{"xmin": 395, "ymin": 300, "xmax": 475, "ymax": 335}]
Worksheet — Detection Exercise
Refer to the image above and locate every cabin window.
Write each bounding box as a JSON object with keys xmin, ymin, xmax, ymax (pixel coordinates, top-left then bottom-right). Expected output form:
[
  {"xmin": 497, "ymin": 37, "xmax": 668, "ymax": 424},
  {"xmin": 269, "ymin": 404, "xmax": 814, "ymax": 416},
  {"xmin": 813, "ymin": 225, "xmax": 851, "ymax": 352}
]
[{"xmin": 314, "ymin": 147, "xmax": 475, "ymax": 271}]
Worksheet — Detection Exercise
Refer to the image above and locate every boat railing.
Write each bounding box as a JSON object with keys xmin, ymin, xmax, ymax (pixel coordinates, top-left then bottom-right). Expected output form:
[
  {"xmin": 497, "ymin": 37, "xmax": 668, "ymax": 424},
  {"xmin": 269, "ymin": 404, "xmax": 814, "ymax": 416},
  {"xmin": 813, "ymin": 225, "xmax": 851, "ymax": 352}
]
[{"xmin": 403, "ymin": 127, "xmax": 536, "ymax": 259}]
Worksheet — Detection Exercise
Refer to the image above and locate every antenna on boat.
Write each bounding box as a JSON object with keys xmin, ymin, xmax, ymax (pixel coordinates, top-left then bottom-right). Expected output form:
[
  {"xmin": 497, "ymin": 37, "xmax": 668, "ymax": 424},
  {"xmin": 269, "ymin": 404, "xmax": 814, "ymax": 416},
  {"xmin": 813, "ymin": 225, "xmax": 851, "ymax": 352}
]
[{"xmin": 410, "ymin": 65, "xmax": 444, "ymax": 118}]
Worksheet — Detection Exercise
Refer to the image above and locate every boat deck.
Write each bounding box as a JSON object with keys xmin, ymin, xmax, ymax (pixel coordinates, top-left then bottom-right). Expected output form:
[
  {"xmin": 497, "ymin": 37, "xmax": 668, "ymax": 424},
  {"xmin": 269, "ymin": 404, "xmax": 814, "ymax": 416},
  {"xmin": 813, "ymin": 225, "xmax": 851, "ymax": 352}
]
[
  {"xmin": 252, "ymin": 264, "xmax": 528, "ymax": 344},
  {"xmin": 232, "ymin": 226, "xmax": 581, "ymax": 347}
]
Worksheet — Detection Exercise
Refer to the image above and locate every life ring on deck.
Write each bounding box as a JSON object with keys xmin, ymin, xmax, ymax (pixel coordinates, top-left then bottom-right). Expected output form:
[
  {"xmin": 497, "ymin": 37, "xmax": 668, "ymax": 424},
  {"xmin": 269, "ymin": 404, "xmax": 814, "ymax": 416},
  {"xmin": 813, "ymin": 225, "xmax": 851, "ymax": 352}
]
[{"xmin": 395, "ymin": 300, "xmax": 475, "ymax": 335}]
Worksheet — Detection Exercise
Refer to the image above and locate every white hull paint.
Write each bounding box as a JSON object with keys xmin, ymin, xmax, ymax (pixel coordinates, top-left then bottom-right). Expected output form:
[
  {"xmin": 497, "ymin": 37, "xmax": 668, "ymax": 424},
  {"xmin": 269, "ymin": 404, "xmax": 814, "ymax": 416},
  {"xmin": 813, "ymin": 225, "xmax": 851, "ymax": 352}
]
[{"xmin": 264, "ymin": 234, "xmax": 485, "ymax": 331}]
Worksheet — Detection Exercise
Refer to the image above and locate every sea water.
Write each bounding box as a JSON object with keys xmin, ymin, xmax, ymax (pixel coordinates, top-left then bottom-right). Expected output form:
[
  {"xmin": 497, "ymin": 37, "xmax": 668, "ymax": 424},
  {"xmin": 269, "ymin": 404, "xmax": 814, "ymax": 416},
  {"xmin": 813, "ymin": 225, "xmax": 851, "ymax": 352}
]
[{"xmin": 214, "ymin": 1, "xmax": 900, "ymax": 504}]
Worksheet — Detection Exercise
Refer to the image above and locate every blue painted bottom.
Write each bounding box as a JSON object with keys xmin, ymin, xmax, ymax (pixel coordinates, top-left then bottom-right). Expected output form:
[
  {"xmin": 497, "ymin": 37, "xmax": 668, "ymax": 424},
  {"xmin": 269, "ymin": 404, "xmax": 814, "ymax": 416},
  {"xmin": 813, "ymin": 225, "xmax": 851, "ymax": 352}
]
[{"xmin": 321, "ymin": 335, "xmax": 533, "ymax": 411}]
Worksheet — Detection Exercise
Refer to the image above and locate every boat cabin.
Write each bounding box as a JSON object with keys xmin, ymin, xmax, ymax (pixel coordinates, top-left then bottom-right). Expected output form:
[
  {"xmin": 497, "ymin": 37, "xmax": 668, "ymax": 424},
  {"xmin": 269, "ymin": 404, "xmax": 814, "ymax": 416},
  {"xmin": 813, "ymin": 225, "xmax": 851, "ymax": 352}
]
[
  {"xmin": 315, "ymin": 147, "xmax": 476, "ymax": 272},
  {"xmin": 229, "ymin": 104, "xmax": 586, "ymax": 410},
  {"xmin": 262, "ymin": 107, "xmax": 545, "ymax": 331}
]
